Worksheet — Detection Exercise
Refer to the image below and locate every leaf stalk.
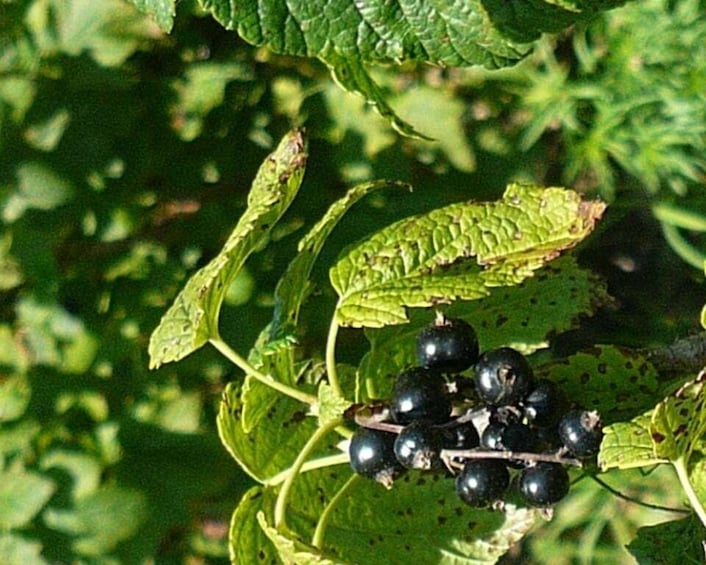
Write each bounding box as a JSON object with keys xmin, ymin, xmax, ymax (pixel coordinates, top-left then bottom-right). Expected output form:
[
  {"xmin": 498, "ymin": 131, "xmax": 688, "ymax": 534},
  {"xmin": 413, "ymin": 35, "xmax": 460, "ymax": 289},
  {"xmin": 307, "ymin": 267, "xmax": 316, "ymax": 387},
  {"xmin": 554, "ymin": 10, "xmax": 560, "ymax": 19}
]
[{"xmin": 209, "ymin": 335, "xmax": 317, "ymax": 405}]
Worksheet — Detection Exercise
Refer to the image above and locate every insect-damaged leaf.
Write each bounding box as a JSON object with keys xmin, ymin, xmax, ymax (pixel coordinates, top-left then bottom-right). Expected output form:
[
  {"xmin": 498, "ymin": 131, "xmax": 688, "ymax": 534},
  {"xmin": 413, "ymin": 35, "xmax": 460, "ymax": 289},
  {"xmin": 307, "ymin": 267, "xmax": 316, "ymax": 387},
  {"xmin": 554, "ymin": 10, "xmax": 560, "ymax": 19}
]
[
  {"xmin": 330, "ymin": 183, "xmax": 605, "ymax": 328},
  {"xmin": 148, "ymin": 129, "xmax": 307, "ymax": 369}
]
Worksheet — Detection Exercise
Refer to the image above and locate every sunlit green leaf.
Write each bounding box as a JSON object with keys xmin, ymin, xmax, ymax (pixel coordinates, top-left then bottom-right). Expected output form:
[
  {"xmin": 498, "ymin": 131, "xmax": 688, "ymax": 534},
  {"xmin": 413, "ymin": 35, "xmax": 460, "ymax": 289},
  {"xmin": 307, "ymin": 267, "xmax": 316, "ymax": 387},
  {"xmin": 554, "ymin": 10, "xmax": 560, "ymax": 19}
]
[
  {"xmin": 217, "ymin": 381, "xmax": 319, "ymax": 483},
  {"xmin": 0, "ymin": 465, "xmax": 55, "ymax": 530},
  {"xmin": 280, "ymin": 468, "xmax": 540, "ymax": 565},
  {"xmin": 330, "ymin": 183, "xmax": 605, "ymax": 328},
  {"xmin": 650, "ymin": 372, "xmax": 706, "ymax": 461},
  {"xmin": 0, "ymin": 533, "xmax": 48, "ymax": 565},
  {"xmin": 126, "ymin": 0, "xmax": 175, "ymax": 33},
  {"xmin": 271, "ymin": 179, "xmax": 409, "ymax": 342},
  {"xmin": 258, "ymin": 512, "xmax": 341, "ymax": 564},
  {"xmin": 229, "ymin": 487, "xmax": 279, "ymax": 565},
  {"xmin": 359, "ymin": 256, "xmax": 610, "ymax": 395},
  {"xmin": 149, "ymin": 129, "xmax": 308, "ymax": 369},
  {"xmin": 0, "ymin": 374, "xmax": 31, "ymax": 423},
  {"xmin": 3, "ymin": 162, "xmax": 74, "ymax": 223},
  {"xmin": 599, "ymin": 412, "xmax": 664, "ymax": 471}
]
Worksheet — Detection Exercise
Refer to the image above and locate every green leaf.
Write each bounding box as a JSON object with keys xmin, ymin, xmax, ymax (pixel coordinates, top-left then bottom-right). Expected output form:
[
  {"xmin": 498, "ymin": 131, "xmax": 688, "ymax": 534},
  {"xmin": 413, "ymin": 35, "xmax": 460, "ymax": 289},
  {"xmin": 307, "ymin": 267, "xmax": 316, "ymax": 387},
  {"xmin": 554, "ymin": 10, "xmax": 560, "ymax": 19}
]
[
  {"xmin": 270, "ymin": 179, "xmax": 410, "ymax": 342},
  {"xmin": 0, "ymin": 374, "xmax": 31, "ymax": 423},
  {"xmin": 258, "ymin": 511, "xmax": 342, "ymax": 565},
  {"xmin": 217, "ymin": 382, "xmax": 319, "ymax": 483},
  {"xmin": 599, "ymin": 412, "xmax": 664, "ymax": 471},
  {"xmin": 317, "ymin": 383, "xmax": 351, "ymax": 429},
  {"xmin": 148, "ymin": 129, "xmax": 308, "ymax": 369},
  {"xmin": 330, "ymin": 183, "xmax": 605, "ymax": 328},
  {"xmin": 626, "ymin": 517, "xmax": 705, "ymax": 565},
  {"xmin": 198, "ymin": 0, "xmax": 624, "ymax": 133},
  {"xmin": 198, "ymin": 0, "xmax": 619, "ymax": 67},
  {"xmin": 43, "ymin": 486, "xmax": 147, "ymax": 556},
  {"xmin": 650, "ymin": 372, "xmax": 706, "ymax": 462},
  {"xmin": 3, "ymin": 162, "xmax": 74, "ymax": 223},
  {"xmin": 359, "ymin": 256, "xmax": 609, "ymax": 394},
  {"xmin": 0, "ymin": 465, "xmax": 55, "ymax": 530},
  {"xmin": 0, "ymin": 533, "xmax": 48, "ymax": 565},
  {"xmin": 273, "ymin": 468, "xmax": 540, "ymax": 565},
  {"xmin": 536, "ymin": 345, "xmax": 661, "ymax": 425},
  {"xmin": 229, "ymin": 487, "xmax": 279, "ymax": 565},
  {"xmin": 126, "ymin": 0, "xmax": 175, "ymax": 33}
]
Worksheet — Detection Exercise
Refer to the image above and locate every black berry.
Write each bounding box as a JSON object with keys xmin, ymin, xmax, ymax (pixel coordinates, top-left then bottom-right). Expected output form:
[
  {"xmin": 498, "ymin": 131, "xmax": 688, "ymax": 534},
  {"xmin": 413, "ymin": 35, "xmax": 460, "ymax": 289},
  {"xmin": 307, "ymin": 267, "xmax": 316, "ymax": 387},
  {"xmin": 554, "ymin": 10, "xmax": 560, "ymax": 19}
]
[
  {"xmin": 522, "ymin": 379, "xmax": 567, "ymax": 428},
  {"xmin": 394, "ymin": 421, "xmax": 444, "ymax": 470},
  {"xmin": 416, "ymin": 314, "xmax": 480, "ymax": 373},
  {"xmin": 473, "ymin": 347, "xmax": 535, "ymax": 406},
  {"xmin": 349, "ymin": 428, "xmax": 405, "ymax": 488},
  {"xmin": 558, "ymin": 410, "xmax": 603, "ymax": 457},
  {"xmin": 389, "ymin": 367, "xmax": 452, "ymax": 425},
  {"xmin": 455, "ymin": 459, "xmax": 510, "ymax": 507},
  {"xmin": 442, "ymin": 420, "xmax": 480, "ymax": 450},
  {"xmin": 519, "ymin": 463, "xmax": 570, "ymax": 507}
]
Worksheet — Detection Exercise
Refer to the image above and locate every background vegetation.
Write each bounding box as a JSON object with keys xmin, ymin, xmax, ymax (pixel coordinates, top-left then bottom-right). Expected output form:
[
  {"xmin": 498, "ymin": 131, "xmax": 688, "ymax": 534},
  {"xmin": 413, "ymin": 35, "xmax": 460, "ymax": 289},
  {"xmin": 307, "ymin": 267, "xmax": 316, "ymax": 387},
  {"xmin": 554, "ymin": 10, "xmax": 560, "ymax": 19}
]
[{"xmin": 1, "ymin": 0, "xmax": 705, "ymax": 563}]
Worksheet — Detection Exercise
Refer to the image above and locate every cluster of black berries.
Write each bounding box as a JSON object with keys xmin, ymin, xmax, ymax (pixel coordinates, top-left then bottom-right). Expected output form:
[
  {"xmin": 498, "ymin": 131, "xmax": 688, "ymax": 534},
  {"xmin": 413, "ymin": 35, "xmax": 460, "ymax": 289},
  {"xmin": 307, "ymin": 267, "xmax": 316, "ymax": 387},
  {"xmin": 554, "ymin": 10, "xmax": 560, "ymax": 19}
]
[{"xmin": 348, "ymin": 313, "xmax": 603, "ymax": 509}]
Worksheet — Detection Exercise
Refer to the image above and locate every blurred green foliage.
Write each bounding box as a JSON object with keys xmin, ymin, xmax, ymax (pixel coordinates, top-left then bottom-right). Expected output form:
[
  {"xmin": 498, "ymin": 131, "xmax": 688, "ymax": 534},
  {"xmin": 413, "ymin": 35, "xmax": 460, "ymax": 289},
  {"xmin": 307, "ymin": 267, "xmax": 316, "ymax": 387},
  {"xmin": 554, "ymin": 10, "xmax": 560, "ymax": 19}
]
[{"xmin": 1, "ymin": 0, "xmax": 705, "ymax": 563}]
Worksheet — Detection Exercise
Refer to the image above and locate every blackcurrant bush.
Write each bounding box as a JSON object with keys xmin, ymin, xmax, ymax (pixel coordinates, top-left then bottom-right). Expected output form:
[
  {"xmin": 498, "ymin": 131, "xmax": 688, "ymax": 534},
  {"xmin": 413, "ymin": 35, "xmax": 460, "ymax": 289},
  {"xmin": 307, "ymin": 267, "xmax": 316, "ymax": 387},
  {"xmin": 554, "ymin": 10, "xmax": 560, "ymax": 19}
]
[
  {"xmin": 473, "ymin": 347, "xmax": 535, "ymax": 406},
  {"xmin": 522, "ymin": 379, "xmax": 567, "ymax": 428},
  {"xmin": 390, "ymin": 367, "xmax": 452, "ymax": 425},
  {"xmin": 442, "ymin": 420, "xmax": 480, "ymax": 450},
  {"xmin": 455, "ymin": 459, "xmax": 510, "ymax": 507},
  {"xmin": 558, "ymin": 410, "xmax": 603, "ymax": 457},
  {"xmin": 416, "ymin": 314, "xmax": 480, "ymax": 373},
  {"xmin": 394, "ymin": 421, "xmax": 444, "ymax": 470},
  {"xmin": 519, "ymin": 463, "xmax": 570, "ymax": 507},
  {"xmin": 349, "ymin": 427, "xmax": 405, "ymax": 488}
]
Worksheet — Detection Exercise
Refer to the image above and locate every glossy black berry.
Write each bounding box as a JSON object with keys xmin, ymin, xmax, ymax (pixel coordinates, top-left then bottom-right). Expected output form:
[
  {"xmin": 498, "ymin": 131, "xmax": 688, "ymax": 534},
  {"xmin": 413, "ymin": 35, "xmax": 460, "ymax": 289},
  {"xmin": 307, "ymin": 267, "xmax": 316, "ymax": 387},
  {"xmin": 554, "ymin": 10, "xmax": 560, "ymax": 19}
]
[
  {"xmin": 416, "ymin": 315, "xmax": 480, "ymax": 373},
  {"xmin": 558, "ymin": 410, "xmax": 603, "ymax": 457},
  {"xmin": 455, "ymin": 459, "xmax": 510, "ymax": 507},
  {"xmin": 519, "ymin": 463, "xmax": 570, "ymax": 507},
  {"xmin": 389, "ymin": 367, "xmax": 452, "ymax": 425},
  {"xmin": 481, "ymin": 422, "xmax": 505, "ymax": 450},
  {"xmin": 349, "ymin": 427, "xmax": 405, "ymax": 488},
  {"xmin": 473, "ymin": 347, "xmax": 535, "ymax": 406},
  {"xmin": 442, "ymin": 420, "xmax": 480, "ymax": 450},
  {"xmin": 394, "ymin": 421, "xmax": 444, "ymax": 470},
  {"xmin": 522, "ymin": 379, "xmax": 567, "ymax": 428}
]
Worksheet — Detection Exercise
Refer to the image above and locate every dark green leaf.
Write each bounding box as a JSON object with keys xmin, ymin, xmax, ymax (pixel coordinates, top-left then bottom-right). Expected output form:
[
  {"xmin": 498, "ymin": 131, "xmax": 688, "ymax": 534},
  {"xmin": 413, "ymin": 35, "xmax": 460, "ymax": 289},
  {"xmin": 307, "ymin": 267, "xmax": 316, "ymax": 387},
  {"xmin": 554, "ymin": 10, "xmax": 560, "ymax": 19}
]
[
  {"xmin": 149, "ymin": 129, "xmax": 308, "ymax": 369},
  {"xmin": 626, "ymin": 517, "xmax": 705, "ymax": 565},
  {"xmin": 536, "ymin": 345, "xmax": 661, "ymax": 424}
]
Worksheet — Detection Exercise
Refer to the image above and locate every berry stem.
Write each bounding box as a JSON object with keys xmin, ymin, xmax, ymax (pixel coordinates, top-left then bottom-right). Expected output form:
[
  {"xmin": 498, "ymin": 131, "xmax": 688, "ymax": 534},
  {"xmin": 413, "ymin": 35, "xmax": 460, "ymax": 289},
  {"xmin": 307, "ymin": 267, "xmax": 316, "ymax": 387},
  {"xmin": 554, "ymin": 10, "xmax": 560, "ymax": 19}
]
[
  {"xmin": 442, "ymin": 448, "xmax": 583, "ymax": 469},
  {"xmin": 325, "ymin": 318, "xmax": 344, "ymax": 399},
  {"xmin": 265, "ymin": 452, "xmax": 350, "ymax": 486},
  {"xmin": 274, "ymin": 417, "xmax": 343, "ymax": 531},
  {"xmin": 590, "ymin": 475, "xmax": 690, "ymax": 515},
  {"xmin": 673, "ymin": 456, "xmax": 706, "ymax": 528},
  {"xmin": 311, "ymin": 473, "xmax": 359, "ymax": 549},
  {"xmin": 209, "ymin": 335, "xmax": 317, "ymax": 405}
]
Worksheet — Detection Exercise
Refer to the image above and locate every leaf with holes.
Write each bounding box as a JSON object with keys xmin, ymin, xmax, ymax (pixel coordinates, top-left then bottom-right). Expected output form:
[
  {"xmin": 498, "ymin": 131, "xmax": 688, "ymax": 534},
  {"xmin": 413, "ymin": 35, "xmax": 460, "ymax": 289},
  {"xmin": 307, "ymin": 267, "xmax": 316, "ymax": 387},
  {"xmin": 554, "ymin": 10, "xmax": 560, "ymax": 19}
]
[
  {"xmin": 650, "ymin": 372, "xmax": 706, "ymax": 462},
  {"xmin": 536, "ymin": 345, "xmax": 661, "ymax": 425},
  {"xmin": 358, "ymin": 255, "xmax": 610, "ymax": 396},
  {"xmin": 330, "ymin": 183, "xmax": 605, "ymax": 329},
  {"xmin": 148, "ymin": 129, "xmax": 307, "ymax": 369},
  {"xmin": 599, "ymin": 412, "xmax": 665, "ymax": 471}
]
